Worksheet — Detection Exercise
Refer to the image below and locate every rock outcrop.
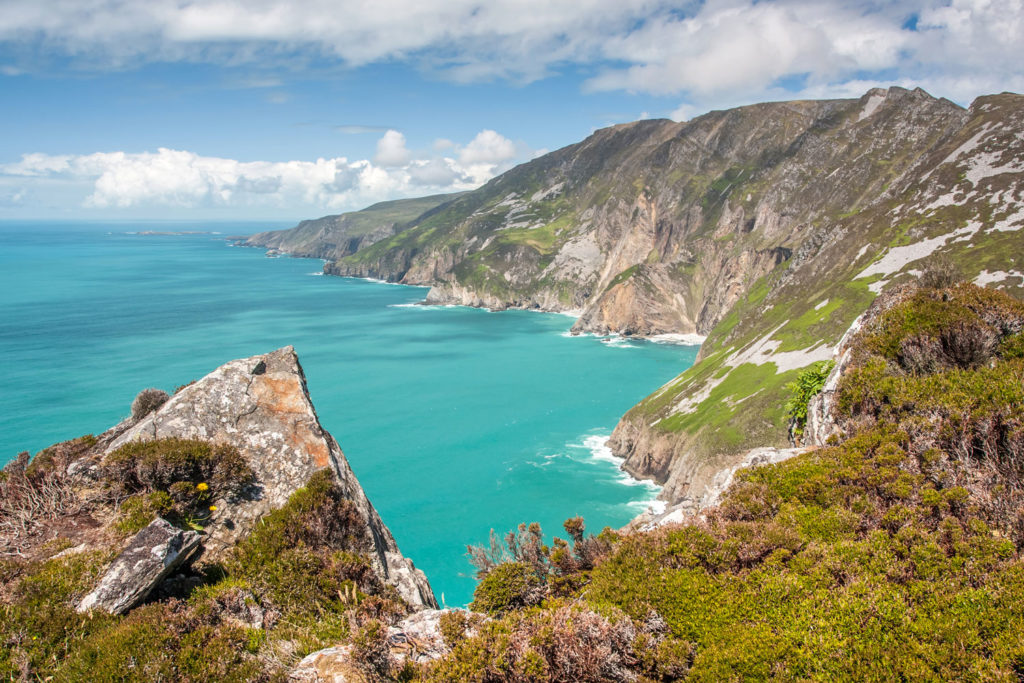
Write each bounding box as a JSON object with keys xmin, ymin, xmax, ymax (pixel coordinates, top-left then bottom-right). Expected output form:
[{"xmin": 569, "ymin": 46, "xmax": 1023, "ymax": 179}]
[
  {"xmin": 77, "ymin": 517, "xmax": 201, "ymax": 614},
  {"xmin": 105, "ymin": 346, "xmax": 437, "ymax": 609},
  {"xmin": 290, "ymin": 609, "xmax": 476, "ymax": 682}
]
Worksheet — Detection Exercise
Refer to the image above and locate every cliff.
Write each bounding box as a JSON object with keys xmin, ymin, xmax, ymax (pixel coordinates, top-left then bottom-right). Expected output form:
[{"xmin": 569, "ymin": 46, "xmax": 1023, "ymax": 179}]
[
  {"xmin": 241, "ymin": 193, "xmax": 462, "ymax": 260},
  {"xmin": 0, "ymin": 347, "xmax": 437, "ymax": 679},
  {"xmin": 104, "ymin": 346, "xmax": 435, "ymax": 608},
  {"xmin": 255, "ymin": 87, "xmax": 1024, "ymax": 515},
  {"xmin": 610, "ymin": 91, "xmax": 1024, "ymax": 510}
]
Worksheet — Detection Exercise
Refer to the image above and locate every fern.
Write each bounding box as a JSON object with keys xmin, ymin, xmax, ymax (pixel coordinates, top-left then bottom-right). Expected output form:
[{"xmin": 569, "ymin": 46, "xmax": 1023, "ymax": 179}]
[{"xmin": 785, "ymin": 360, "xmax": 835, "ymax": 437}]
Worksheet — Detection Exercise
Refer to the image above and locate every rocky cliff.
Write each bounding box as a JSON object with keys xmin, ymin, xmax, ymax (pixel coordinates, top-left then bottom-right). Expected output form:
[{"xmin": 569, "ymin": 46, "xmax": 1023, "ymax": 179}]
[
  {"xmin": 103, "ymin": 346, "xmax": 436, "ymax": 609},
  {"xmin": 610, "ymin": 91, "xmax": 1024, "ymax": 512},
  {"xmin": 266, "ymin": 87, "xmax": 1024, "ymax": 514},
  {"xmin": 241, "ymin": 193, "xmax": 461, "ymax": 260}
]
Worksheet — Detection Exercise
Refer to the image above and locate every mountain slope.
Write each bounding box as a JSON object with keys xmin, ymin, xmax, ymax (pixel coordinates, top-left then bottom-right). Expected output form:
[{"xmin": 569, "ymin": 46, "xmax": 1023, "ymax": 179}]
[
  {"xmin": 242, "ymin": 192, "xmax": 463, "ymax": 261},
  {"xmin": 328, "ymin": 88, "xmax": 969, "ymax": 337},
  {"xmin": 612, "ymin": 91, "xmax": 1024, "ymax": 507},
  {"xmin": 267, "ymin": 87, "xmax": 1024, "ymax": 511}
]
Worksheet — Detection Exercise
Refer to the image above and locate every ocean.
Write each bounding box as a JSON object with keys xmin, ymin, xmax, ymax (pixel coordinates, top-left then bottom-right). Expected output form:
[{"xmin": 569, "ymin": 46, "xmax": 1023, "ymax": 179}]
[{"xmin": 0, "ymin": 220, "xmax": 698, "ymax": 606}]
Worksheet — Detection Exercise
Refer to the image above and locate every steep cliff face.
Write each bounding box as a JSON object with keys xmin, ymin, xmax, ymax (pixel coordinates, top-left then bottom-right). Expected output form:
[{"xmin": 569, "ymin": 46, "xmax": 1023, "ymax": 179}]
[
  {"xmin": 266, "ymin": 88, "xmax": 1024, "ymax": 514},
  {"xmin": 242, "ymin": 193, "xmax": 461, "ymax": 261},
  {"xmin": 327, "ymin": 88, "xmax": 968, "ymax": 338},
  {"xmin": 107, "ymin": 346, "xmax": 437, "ymax": 609},
  {"xmin": 613, "ymin": 92, "xmax": 1024, "ymax": 510}
]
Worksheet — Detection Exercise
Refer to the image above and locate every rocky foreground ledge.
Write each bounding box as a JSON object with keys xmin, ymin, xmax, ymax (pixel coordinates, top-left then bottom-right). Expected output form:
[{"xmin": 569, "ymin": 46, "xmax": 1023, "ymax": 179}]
[{"xmin": 91, "ymin": 346, "xmax": 436, "ymax": 610}]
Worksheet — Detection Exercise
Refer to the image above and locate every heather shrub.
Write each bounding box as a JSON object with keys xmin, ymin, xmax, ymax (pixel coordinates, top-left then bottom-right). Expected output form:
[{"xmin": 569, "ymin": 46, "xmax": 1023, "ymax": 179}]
[
  {"xmin": 0, "ymin": 436, "xmax": 98, "ymax": 554},
  {"xmin": 103, "ymin": 438, "xmax": 254, "ymax": 500},
  {"xmin": 350, "ymin": 619, "xmax": 394, "ymax": 682},
  {"xmin": 917, "ymin": 255, "xmax": 964, "ymax": 289},
  {"xmin": 426, "ymin": 603, "xmax": 662, "ymax": 682},
  {"xmin": 130, "ymin": 388, "xmax": 169, "ymax": 419},
  {"xmin": 470, "ymin": 562, "xmax": 545, "ymax": 615}
]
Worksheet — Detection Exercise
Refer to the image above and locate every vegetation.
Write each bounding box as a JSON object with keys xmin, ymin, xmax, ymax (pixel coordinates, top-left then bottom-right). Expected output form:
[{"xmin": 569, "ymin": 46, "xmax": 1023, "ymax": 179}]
[
  {"xmin": 410, "ymin": 282, "xmax": 1024, "ymax": 681},
  {"xmin": 130, "ymin": 388, "xmax": 169, "ymax": 419},
  {"xmin": 4, "ymin": 283, "xmax": 1024, "ymax": 681},
  {"xmin": 102, "ymin": 438, "xmax": 256, "ymax": 533},
  {"xmin": 0, "ymin": 463, "xmax": 407, "ymax": 681},
  {"xmin": 785, "ymin": 360, "xmax": 835, "ymax": 440}
]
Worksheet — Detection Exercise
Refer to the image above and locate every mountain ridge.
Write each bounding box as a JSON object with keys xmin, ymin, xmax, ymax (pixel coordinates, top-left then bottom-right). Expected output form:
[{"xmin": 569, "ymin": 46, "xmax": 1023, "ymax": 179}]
[{"xmin": 248, "ymin": 86, "xmax": 1024, "ymax": 513}]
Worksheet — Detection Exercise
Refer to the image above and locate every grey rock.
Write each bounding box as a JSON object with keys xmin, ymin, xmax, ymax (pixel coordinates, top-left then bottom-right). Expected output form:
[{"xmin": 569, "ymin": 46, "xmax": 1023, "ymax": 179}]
[
  {"xmin": 103, "ymin": 346, "xmax": 437, "ymax": 609},
  {"xmin": 289, "ymin": 609, "xmax": 483, "ymax": 681},
  {"xmin": 77, "ymin": 517, "xmax": 200, "ymax": 614},
  {"xmin": 288, "ymin": 645, "xmax": 356, "ymax": 683}
]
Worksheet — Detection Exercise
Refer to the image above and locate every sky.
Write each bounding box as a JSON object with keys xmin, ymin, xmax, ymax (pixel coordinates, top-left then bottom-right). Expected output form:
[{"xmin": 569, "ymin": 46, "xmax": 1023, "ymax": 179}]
[{"xmin": 0, "ymin": 0, "xmax": 1021, "ymax": 222}]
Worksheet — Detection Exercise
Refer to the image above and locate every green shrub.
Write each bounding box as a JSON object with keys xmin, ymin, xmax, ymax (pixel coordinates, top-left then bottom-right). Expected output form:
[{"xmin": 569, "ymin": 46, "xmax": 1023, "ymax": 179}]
[
  {"xmin": 470, "ymin": 562, "xmax": 545, "ymax": 615},
  {"xmin": 103, "ymin": 438, "xmax": 254, "ymax": 500},
  {"xmin": 102, "ymin": 438, "xmax": 256, "ymax": 530},
  {"xmin": 784, "ymin": 360, "xmax": 834, "ymax": 438}
]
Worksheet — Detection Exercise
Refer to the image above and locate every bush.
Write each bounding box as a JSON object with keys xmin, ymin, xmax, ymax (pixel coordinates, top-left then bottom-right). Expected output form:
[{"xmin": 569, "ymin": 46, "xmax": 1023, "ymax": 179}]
[
  {"xmin": 917, "ymin": 255, "xmax": 964, "ymax": 289},
  {"xmin": 469, "ymin": 562, "xmax": 545, "ymax": 615},
  {"xmin": 785, "ymin": 360, "xmax": 834, "ymax": 439},
  {"xmin": 350, "ymin": 619, "xmax": 394, "ymax": 682},
  {"xmin": 130, "ymin": 388, "xmax": 169, "ymax": 419}
]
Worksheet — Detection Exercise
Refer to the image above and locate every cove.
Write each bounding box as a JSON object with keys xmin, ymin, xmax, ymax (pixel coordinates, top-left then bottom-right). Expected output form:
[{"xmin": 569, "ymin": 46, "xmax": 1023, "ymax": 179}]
[{"xmin": 0, "ymin": 220, "xmax": 698, "ymax": 605}]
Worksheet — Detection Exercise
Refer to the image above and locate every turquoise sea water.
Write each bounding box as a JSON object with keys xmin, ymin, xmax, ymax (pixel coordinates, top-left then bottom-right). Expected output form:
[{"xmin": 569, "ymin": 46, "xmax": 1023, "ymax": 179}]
[{"xmin": 0, "ymin": 220, "xmax": 698, "ymax": 605}]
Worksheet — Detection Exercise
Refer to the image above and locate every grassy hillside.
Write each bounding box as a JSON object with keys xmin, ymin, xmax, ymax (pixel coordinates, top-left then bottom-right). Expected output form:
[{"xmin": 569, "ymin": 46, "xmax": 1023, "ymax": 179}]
[{"xmin": 414, "ymin": 281, "xmax": 1024, "ymax": 681}]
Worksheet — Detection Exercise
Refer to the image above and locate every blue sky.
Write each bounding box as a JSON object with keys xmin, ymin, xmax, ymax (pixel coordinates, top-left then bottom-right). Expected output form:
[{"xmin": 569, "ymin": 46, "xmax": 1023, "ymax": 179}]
[{"xmin": 1, "ymin": 0, "xmax": 1021, "ymax": 221}]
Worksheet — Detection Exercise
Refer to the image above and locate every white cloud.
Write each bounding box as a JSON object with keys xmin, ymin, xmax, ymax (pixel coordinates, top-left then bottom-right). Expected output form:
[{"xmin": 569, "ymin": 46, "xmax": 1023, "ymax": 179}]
[
  {"xmin": 374, "ymin": 130, "xmax": 411, "ymax": 167},
  {"xmin": 1, "ymin": 129, "xmax": 532, "ymax": 212},
  {"xmin": 457, "ymin": 130, "xmax": 517, "ymax": 165},
  {"xmin": 0, "ymin": 1, "xmax": 1021, "ymax": 136}
]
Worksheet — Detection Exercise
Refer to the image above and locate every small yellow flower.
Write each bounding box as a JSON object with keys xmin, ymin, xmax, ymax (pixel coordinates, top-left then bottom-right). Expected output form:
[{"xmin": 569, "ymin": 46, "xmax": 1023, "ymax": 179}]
[
  {"xmin": 196, "ymin": 482, "xmax": 209, "ymax": 492},
  {"xmin": 209, "ymin": 505, "xmax": 218, "ymax": 512}
]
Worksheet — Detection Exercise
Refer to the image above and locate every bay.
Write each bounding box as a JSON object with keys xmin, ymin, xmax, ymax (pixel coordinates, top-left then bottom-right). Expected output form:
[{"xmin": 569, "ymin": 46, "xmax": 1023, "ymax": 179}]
[{"xmin": 0, "ymin": 220, "xmax": 697, "ymax": 605}]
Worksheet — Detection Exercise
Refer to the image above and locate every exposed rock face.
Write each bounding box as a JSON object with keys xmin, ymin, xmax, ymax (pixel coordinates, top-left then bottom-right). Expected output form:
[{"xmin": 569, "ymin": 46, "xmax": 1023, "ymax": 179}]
[
  {"xmin": 629, "ymin": 447, "xmax": 809, "ymax": 529},
  {"xmin": 608, "ymin": 91, "xmax": 1024, "ymax": 512},
  {"xmin": 265, "ymin": 89, "xmax": 1024, "ymax": 516},
  {"xmin": 106, "ymin": 346, "xmax": 437, "ymax": 609},
  {"xmin": 77, "ymin": 517, "xmax": 201, "ymax": 614}
]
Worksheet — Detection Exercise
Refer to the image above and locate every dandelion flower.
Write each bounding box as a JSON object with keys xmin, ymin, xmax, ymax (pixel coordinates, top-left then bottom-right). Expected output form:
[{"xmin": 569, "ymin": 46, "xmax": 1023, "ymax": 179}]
[
  {"xmin": 209, "ymin": 505, "xmax": 218, "ymax": 512},
  {"xmin": 196, "ymin": 482, "xmax": 209, "ymax": 492}
]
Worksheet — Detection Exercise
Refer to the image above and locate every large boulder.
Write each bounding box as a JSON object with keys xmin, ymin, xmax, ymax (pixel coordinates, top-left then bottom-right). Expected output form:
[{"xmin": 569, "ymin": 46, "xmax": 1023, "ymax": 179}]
[
  {"xmin": 77, "ymin": 517, "xmax": 200, "ymax": 614},
  {"xmin": 105, "ymin": 346, "xmax": 436, "ymax": 609}
]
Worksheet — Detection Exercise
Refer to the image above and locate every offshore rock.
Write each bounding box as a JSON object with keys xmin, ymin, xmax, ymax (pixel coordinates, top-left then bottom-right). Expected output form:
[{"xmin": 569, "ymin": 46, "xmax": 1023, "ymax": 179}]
[
  {"xmin": 77, "ymin": 517, "xmax": 200, "ymax": 614},
  {"xmin": 104, "ymin": 346, "xmax": 437, "ymax": 609}
]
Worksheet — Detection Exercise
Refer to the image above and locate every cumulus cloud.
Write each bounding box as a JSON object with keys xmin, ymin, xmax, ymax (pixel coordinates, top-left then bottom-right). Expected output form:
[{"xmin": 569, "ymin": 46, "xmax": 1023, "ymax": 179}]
[
  {"xmin": 0, "ymin": 129, "xmax": 532, "ymax": 212},
  {"xmin": 0, "ymin": 0, "xmax": 1020, "ymax": 101},
  {"xmin": 374, "ymin": 130, "xmax": 410, "ymax": 167},
  {"xmin": 457, "ymin": 130, "xmax": 518, "ymax": 165}
]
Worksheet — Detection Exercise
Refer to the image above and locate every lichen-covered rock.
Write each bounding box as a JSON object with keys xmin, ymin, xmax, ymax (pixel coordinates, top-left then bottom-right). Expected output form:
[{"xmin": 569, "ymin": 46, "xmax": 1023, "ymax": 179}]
[
  {"xmin": 104, "ymin": 346, "xmax": 437, "ymax": 609},
  {"xmin": 289, "ymin": 609, "xmax": 475, "ymax": 681},
  {"xmin": 77, "ymin": 517, "xmax": 200, "ymax": 614},
  {"xmin": 288, "ymin": 645, "xmax": 357, "ymax": 683}
]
